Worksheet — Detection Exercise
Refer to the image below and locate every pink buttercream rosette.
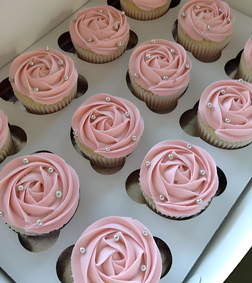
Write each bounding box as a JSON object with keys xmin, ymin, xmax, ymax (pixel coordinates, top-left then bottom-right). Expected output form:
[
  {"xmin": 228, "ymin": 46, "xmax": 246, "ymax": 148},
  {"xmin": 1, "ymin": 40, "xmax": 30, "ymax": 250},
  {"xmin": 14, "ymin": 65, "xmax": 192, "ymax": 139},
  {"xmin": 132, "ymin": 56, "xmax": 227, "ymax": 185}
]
[
  {"xmin": 69, "ymin": 5, "xmax": 130, "ymax": 63},
  {"xmin": 9, "ymin": 48, "xmax": 78, "ymax": 114},
  {"xmin": 139, "ymin": 140, "xmax": 218, "ymax": 218},
  {"xmin": 0, "ymin": 152, "xmax": 79, "ymax": 235},
  {"xmin": 72, "ymin": 93, "xmax": 144, "ymax": 168},
  {"xmin": 129, "ymin": 39, "xmax": 191, "ymax": 111},
  {"xmin": 197, "ymin": 79, "xmax": 252, "ymax": 149},
  {"xmin": 71, "ymin": 216, "xmax": 162, "ymax": 283}
]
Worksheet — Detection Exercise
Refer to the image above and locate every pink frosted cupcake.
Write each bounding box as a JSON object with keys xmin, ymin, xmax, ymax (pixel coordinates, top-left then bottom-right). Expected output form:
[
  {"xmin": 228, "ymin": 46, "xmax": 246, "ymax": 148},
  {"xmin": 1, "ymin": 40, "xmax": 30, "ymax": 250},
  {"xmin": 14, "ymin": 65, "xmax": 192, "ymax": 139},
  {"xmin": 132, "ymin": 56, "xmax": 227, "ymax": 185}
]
[
  {"xmin": 235, "ymin": 37, "xmax": 252, "ymax": 83},
  {"xmin": 120, "ymin": 0, "xmax": 171, "ymax": 20},
  {"xmin": 129, "ymin": 39, "xmax": 191, "ymax": 111},
  {"xmin": 177, "ymin": 0, "xmax": 234, "ymax": 62},
  {"xmin": 0, "ymin": 152, "xmax": 79, "ymax": 235},
  {"xmin": 197, "ymin": 79, "xmax": 252, "ymax": 149},
  {"xmin": 139, "ymin": 140, "xmax": 219, "ymax": 219},
  {"xmin": 71, "ymin": 216, "xmax": 162, "ymax": 283},
  {"xmin": 72, "ymin": 93, "xmax": 144, "ymax": 167},
  {"xmin": 0, "ymin": 109, "xmax": 14, "ymax": 163},
  {"xmin": 9, "ymin": 47, "xmax": 78, "ymax": 114},
  {"xmin": 69, "ymin": 5, "xmax": 130, "ymax": 63}
]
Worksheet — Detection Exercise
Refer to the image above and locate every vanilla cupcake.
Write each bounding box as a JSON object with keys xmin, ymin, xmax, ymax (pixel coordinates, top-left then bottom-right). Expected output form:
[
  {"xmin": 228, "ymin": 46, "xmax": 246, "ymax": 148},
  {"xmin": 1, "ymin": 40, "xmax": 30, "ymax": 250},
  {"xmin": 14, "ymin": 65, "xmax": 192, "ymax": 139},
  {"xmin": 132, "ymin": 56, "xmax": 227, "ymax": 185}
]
[
  {"xmin": 197, "ymin": 79, "xmax": 252, "ymax": 149},
  {"xmin": 71, "ymin": 216, "xmax": 162, "ymax": 283},
  {"xmin": 69, "ymin": 5, "xmax": 130, "ymax": 63},
  {"xmin": 0, "ymin": 109, "xmax": 14, "ymax": 163},
  {"xmin": 0, "ymin": 152, "xmax": 79, "ymax": 235},
  {"xmin": 129, "ymin": 39, "xmax": 191, "ymax": 111},
  {"xmin": 9, "ymin": 47, "xmax": 78, "ymax": 114},
  {"xmin": 140, "ymin": 140, "xmax": 219, "ymax": 219},
  {"xmin": 72, "ymin": 93, "xmax": 144, "ymax": 167},
  {"xmin": 120, "ymin": 0, "xmax": 171, "ymax": 20},
  {"xmin": 177, "ymin": 0, "xmax": 234, "ymax": 62},
  {"xmin": 235, "ymin": 37, "xmax": 252, "ymax": 83}
]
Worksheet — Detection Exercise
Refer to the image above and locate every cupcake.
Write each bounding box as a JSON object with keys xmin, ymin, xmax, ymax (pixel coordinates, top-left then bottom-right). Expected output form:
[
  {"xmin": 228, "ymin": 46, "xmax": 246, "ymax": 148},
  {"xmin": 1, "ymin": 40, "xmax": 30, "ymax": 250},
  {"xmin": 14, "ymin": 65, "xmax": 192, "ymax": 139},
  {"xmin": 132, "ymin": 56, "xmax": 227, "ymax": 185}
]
[
  {"xmin": 69, "ymin": 5, "xmax": 130, "ymax": 63},
  {"xmin": 235, "ymin": 37, "xmax": 252, "ymax": 83},
  {"xmin": 139, "ymin": 140, "xmax": 219, "ymax": 219},
  {"xmin": 197, "ymin": 79, "xmax": 252, "ymax": 149},
  {"xmin": 120, "ymin": 0, "xmax": 171, "ymax": 20},
  {"xmin": 0, "ymin": 152, "xmax": 79, "ymax": 235},
  {"xmin": 71, "ymin": 216, "xmax": 162, "ymax": 283},
  {"xmin": 72, "ymin": 93, "xmax": 144, "ymax": 168},
  {"xmin": 9, "ymin": 47, "xmax": 78, "ymax": 114},
  {"xmin": 129, "ymin": 39, "xmax": 191, "ymax": 111},
  {"xmin": 0, "ymin": 109, "xmax": 14, "ymax": 163},
  {"xmin": 177, "ymin": 0, "xmax": 234, "ymax": 62}
]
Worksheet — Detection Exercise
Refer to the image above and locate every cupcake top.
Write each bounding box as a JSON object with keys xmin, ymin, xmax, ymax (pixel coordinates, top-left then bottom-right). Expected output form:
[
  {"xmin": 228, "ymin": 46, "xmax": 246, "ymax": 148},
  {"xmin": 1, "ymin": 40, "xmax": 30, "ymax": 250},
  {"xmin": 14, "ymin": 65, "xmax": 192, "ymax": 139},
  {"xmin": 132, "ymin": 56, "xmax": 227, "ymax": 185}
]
[
  {"xmin": 0, "ymin": 109, "xmax": 9, "ymax": 149},
  {"xmin": 69, "ymin": 5, "xmax": 130, "ymax": 55},
  {"xmin": 71, "ymin": 216, "xmax": 162, "ymax": 283},
  {"xmin": 72, "ymin": 93, "xmax": 144, "ymax": 158},
  {"xmin": 126, "ymin": 0, "xmax": 169, "ymax": 11},
  {"xmin": 0, "ymin": 152, "xmax": 79, "ymax": 234},
  {"xmin": 140, "ymin": 140, "xmax": 218, "ymax": 217},
  {"xmin": 9, "ymin": 48, "xmax": 78, "ymax": 105},
  {"xmin": 198, "ymin": 79, "xmax": 252, "ymax": 143},
  {"xmin": 178, "ymin": 0, "xmax": 234, "ymax": 42},
  {"xmin": 244, "ymin": 37, "xmax": 252, "ymax": 69},
  {"xmin": 129, "ymin": 39, "xmax": 191, "ymax": 96}
]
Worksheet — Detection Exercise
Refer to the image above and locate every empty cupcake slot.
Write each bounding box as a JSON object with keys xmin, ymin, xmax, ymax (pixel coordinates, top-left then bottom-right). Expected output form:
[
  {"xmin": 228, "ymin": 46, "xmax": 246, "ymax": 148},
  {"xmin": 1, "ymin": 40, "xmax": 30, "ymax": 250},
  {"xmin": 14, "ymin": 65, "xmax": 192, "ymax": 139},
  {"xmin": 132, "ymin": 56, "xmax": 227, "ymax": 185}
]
[
  {"xmin": 9, "ymin": 125, "xmax": 27, "ymax": 155},
  {"xmin": 126, "ymin": 30, "xmax": 138, "ymax": 50},
  {"xmin": 18, "ymin": 230, "xmax": 60, "ymax": 253},
  {"xmin": 179, "ymin": 101, "xmax": 199, "ymax": 137},
  {"xmin": 224, "ymin": 49, "xmax": 243, "ymax": 79},
  {"xmin": 172, "ymin": 20, "xmax": 178, "ymax": 42},
  {"xmin": 154, "ymin": 236, "xmax": 173, "ymax": 278},
  {"xmin": 107, "ymin": 0, "xmax": 121, "ymax": 10},
  {"xmin": 70, "ymin": 128, "xmax": 125, "ymax": 175},
  {"xmin": 76, "ymin": 74, "xmax": 88, "ymax": 98},
  {"xmin": 58, "ymin": 32, "xmax": 76, "ymax": 54},
  {"xmin": 169, "ymin": 0, "xmax": 181, "ymax": 9},
  {"xmin": 0, "ymin": 78, "xmax": 18, "ymax": 103},
  {"xmin": 56, "ymin": 245, "xmax": 74, "ymax": 283},
  {"xmin": 126, "ymin": 165, "xmax": 226, "ymax": 220}
]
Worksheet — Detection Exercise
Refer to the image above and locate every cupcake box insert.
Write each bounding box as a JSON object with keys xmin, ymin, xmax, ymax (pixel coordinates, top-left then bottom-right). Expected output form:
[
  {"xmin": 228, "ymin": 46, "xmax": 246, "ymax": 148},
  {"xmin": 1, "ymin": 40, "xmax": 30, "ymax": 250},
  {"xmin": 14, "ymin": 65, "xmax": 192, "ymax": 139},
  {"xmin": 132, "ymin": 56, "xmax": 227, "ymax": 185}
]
[{"xmin": 0, "ymin": 0, "xmax": 252, "ymax": 282}]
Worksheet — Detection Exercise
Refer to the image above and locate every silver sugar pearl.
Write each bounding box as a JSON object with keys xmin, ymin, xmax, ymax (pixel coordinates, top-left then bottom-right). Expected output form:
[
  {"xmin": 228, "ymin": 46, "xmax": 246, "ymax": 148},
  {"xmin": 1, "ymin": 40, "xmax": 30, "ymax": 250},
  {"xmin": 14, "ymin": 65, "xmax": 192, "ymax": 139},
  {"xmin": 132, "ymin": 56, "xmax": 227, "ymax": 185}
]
[
  {"xmin": 162, "ymin": 75, "xmax": 168, "ymax": 80},
  {"xmin": 48, "ymin": 167, "xmax": 54, "ymax": 173},
  {"xmin": 142, "ymin": 230, "xmax": 148, "ymax": 236},
  {"xmin": 196, "ymin": 198, "xmax": 203, "ymax": 204},
  {"xmin": 228, "ymin": 18, "xmax": 231, "ymax": 23},
  {"xmin": 87, "ymin": 38, "xmax": 92, "ymax": 43},
  {"xmin": 134, "ymin": 73, "xmax": 139, "ymax": 78},
  {"xmin": 141, "ymin": 265, "xmax": 147, "ymax": 271},
  {"xmin": 200, "ymin": 169, "xmax": 205, "ymax": 175},
  {"xmin": 221, "ymin": 89, "xmax": 226, "ymax": 94},
  {"xmin": 168, "ymin": 154, "xmax": 173, "ymax": 160},
  {"xmin": 146, "ymin": 54, "xmax": 151, "ymax": 59},
  {"xmin": 29, "ymin": 60, "xmax": 34, "ymax": 66},
  {"xmin": 219, "ymin": 8, "xmax": 223, "ymax": 13},
  {"xmin": 170, "ymin": 49, "xmax": 175, "ymax": 53},
  {"xmin": 23, "ymin": 158, "xmax": 29, "ymax": 164},
  {"xmin": 73, "ymin": 16, "xmax": 78, "ymax": 21},
  {"xmin": 238, "ymin": 78, "xmax": 243, "ymax": 83},
  {"xmin": 99, "ymin": 10, "xmax": 103, "ymax": 13},
  {"xmin": 185, "ymin": 64, "xmax": 190, "ymax": 69},
  {"xmin": 56, "ymin": 191, "xmax": 62, "ymax": 198},
  {"xmin": 159, "ymin": 195, "xmax": 165, "ymax": 201},
  {"xmin": 80, "ymin": 247, "xmax": 86, "ymax": 253},
  {"xmin": 121, "ymin": 11, "xmax": 125, "ymax": 15},
  {"xmin": 117, "ymin": 41, "xmax": 122, "ymax": 47},
  {"xmin": 74, "ymin": 131, "xmax": 78, "ymax": 137},
  {"xmin": 182, "ymin": 12, "xmax": 186, "ymax": 17},
  {"xmin": 9, "ymin": 77, "xmax": 14, "ymax": 82},
  {"xmin": 207, "ymin": 25, "xmax": 212, "ymax": 31},
  {"xmin": 196, "ymin": 5, "xmax": 200, "ymax": 9},
  {"xmin": 105, "ymin": 147, "xmax": 110, "ymax": 152},
  {"xmin": 64, "ymin": 75, "xmax": 68, "ymax": 81},
  {"xmin": 114, "ymin": 24, "xmax": 119, "ymax": 29},
  {"xmin": 150, "ymin": 39, "xmax": 156, "ymax": 44},
  {"xmin": 58, "ymin": 60, "xmax": 63, "ymax": 65},
  {"xmin": 45, "ymin": 46, "xmax": 50, "ymax": 51},
  {"xmin": 33, "ymin": 87, "xmax": 39, "ymax": 92},
  {"xmin": 91, "ymin": 115, "xmax": 96, "ymax": 120},
  {"xmin": 18, "ymin": 185, "xmax": 24, "ymax": 191},
  {"xmin": 145, "ymin": 161, "xmax": 150, "ymax": 166},
  {"xmin": 37, "ymin": 220, "xmax": 43, "ymax": 226},
  {"xmin": 125, "ymin": 112, "xmax": 130, "ymax": 117},
  {"xmin": 187, "ymin": 143, "xmax": 192, "ymax": 149},
  {"xmin": 0, "ymin": 212, "xmax": 3, "ymax": 217},
  {"xmin": 106, "ymin": 97, "xmax": 111, "ymax": 102},
  {"xmin": 132, "ymin": 136, "xmax": 137, "ymax": 141},
  {"xmin": 207, "ymin": 102, "xmax": 212, "ymax": 108},
  {"xmin": 225, "ymin": 118, "xmax": 231, "ymax": 123},
  {"xmin": 114, "ymin": 234, "xmax": 120, "ymax": 241}
]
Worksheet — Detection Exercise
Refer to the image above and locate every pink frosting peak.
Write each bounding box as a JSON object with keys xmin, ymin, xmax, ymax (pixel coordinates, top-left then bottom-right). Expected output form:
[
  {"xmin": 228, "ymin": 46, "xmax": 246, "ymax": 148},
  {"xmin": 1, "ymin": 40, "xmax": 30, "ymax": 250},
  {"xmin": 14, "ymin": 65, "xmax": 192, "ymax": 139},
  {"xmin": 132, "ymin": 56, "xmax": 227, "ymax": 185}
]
[
  {"xmin": 129, "ymin": 39, "xmax": 191, "ymax": 96},
  {"xmin": 0, "ymin": 109, "xmax": 9, "ymax": 149},
  {"xmin": 178, "ymin": 0, "xmax": 234, "ymax": 42},
  {"xmin": 72, "ymin": 93, "xmax": 144, "ymax": 158},
  {"xmin": 9, "ymin": 48, "xmax": 78, "ymax": 104},
  {"xmin": 140, "ymin": 140, "xmax": 218, "ymax": 217},
  {"xmin": 69, "ymin": 5, "xmax": 130, "ymax": 55},
  {"xmin": 244, "ymin": 37, "xmax": 252, "ymax": 69},
  {"xmin": 198, "ymin": 80, "xmax": 252, "ymax": 142},
  {"xmin": 0, "ymin": 152, "xmax": 79, "ymax": 234},
  {"xmin": 127, "ymin": 0, "xmax": 168, "ymax": 11},
  {"xmin": 71, "ymin": 216, "xmax": 162, "ymax": 283}
]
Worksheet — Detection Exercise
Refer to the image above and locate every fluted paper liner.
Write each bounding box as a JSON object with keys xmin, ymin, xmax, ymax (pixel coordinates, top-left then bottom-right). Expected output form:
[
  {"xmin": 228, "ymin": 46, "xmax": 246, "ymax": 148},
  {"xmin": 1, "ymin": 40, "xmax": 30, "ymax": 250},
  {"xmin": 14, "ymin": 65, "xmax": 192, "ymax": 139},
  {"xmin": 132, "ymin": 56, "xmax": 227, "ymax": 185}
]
[
  {"xmin": 235, "ymin": 52, "xmax": 252, "ymax": 83},
  {"xmin": 0, "ymin": 130, "xmax": 14, "ymax": 163}
]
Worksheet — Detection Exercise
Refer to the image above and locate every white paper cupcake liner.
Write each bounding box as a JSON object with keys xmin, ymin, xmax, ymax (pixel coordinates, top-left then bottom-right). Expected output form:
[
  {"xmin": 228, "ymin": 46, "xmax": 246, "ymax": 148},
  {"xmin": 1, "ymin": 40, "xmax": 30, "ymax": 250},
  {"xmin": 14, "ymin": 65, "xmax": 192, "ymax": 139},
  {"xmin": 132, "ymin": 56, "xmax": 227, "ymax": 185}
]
[
  {"xmin": 197, "ymin": 112, "xmax": 252, "ymax": 149},
  {"xmin": 177, "ymin": 23, "xmax": 231, "ymax": 62},
  {"xmin": 235, "ymin": 52, "xmax": 252, "ymax": 83},
  {"xmin": 74, "ymin": 134, "xmax": 126, "ymax": 168},
  {"xmin": 14, "ymin": 83, "xmax": 77, "ymax": 114},
  {"xmin": 0, "ymin": 130, "xmax": 14, "ymax": 163},
  {"xmin": 130, "ymin": 74, "xmax": 185, "ymax": 111},
  {"xmin": 120, "ymin": 0, "xmax": 171, "ymax": 20}
]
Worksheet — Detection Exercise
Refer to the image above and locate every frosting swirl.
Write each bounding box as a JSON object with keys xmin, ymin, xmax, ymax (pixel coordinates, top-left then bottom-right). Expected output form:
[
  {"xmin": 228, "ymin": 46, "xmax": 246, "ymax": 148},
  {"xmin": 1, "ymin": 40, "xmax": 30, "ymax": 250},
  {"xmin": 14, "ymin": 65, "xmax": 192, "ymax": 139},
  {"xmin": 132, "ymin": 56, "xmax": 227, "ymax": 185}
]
[
  {"xmin": 140, "ymin": 140, "xmax": 218, "ymax": 217},
  {"xmin": 69, "ymin": 5, "xmax": 130, "ymax": 55},
  {"xmin": 198, "ymin": 80, "xmax": 252, "ymax": 142},
  {"xmin": 72, "ymin": 93, "xmax": 144, "ymax": 158},
  {"xmin": 71, "ymin": 216, "xmax": 162, "ymax": 283},
  {"xmin": 244, "ymin": 37, "xmax": 252, "ymax": 69},
  {"xmin": 0, "ymin": 109, "xmax": 9, "ymax": 149},
  {"xmin": 178, "ymin": 0, "xmax": 234, "ymax": 42},
  {"xmin": 126, "ymin": 0, "xmax": 168, "ymax": 11},
  {"xmin": 0, "ymin": 152, "xmax": 79, "ymax": 233},
  {"xmin": 9, "ymin": 48, "xmax": 78, "ymax": 104},
  {"xmin": 129, "ymin": 39, "xmax": 191, "ymax": 96}
]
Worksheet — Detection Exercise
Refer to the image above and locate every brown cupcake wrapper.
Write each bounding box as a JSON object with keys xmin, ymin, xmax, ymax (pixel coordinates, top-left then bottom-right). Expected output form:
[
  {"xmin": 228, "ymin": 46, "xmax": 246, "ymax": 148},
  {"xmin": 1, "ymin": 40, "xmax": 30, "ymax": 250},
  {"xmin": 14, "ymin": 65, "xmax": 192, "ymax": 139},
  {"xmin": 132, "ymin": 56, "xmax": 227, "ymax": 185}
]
[
  {"xmin": 0, "ymin": 130, "xmax": 14, "ymax": 163},
  {"xmin": 235, "ymin": 52, "xmax": 252, "ymax": 83}
]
